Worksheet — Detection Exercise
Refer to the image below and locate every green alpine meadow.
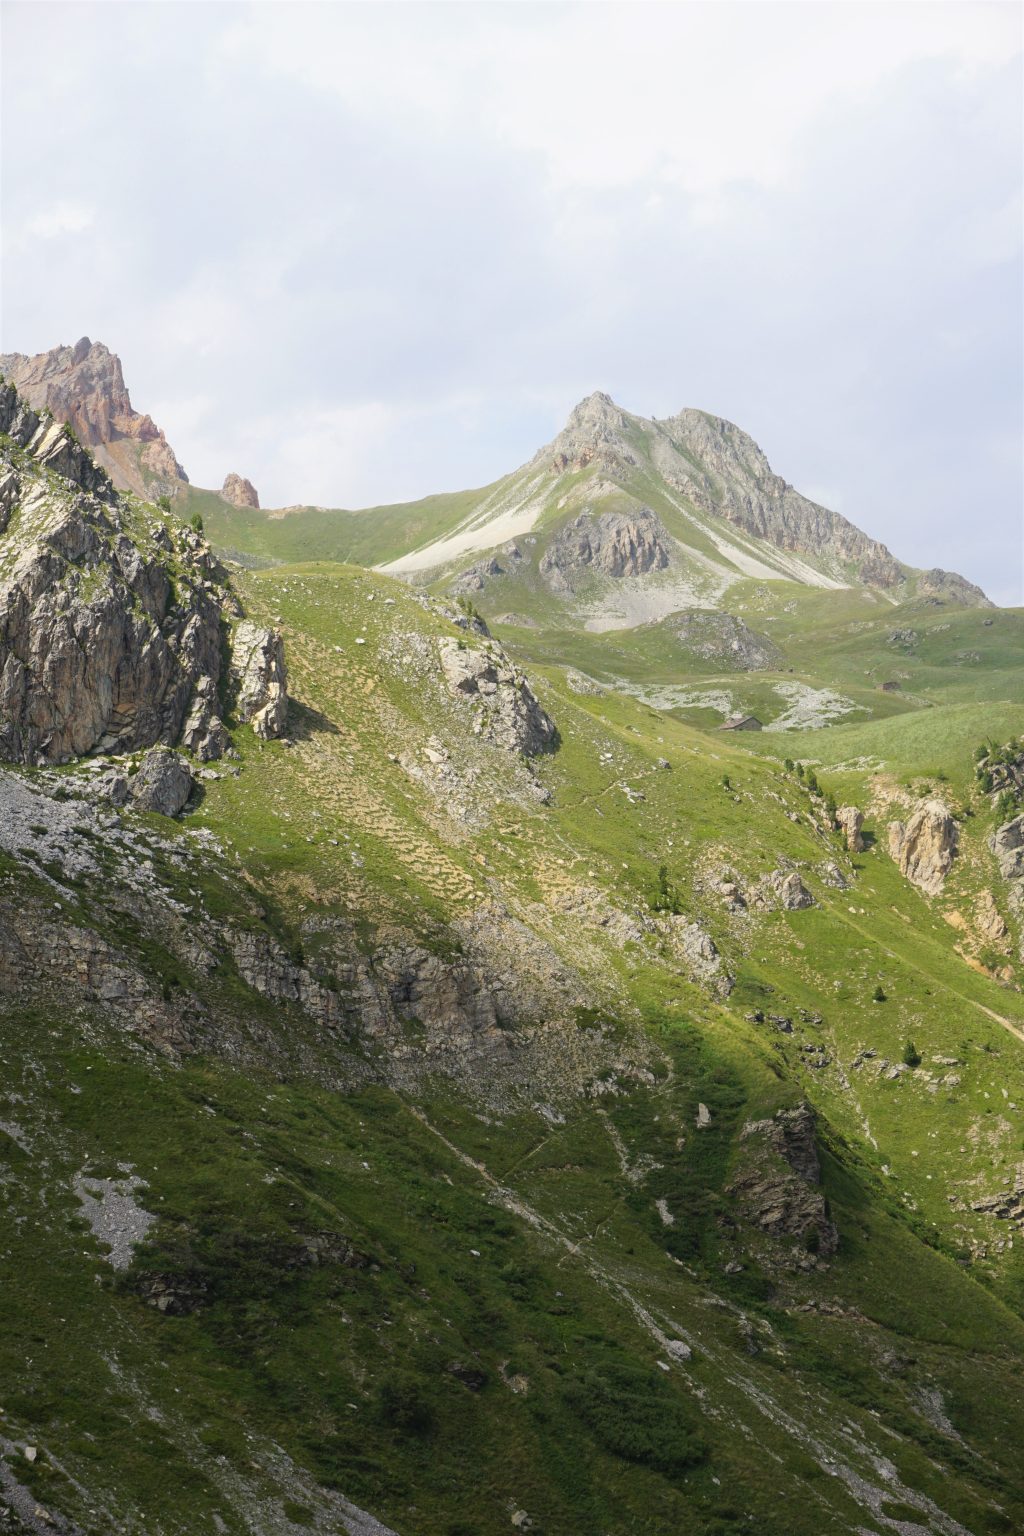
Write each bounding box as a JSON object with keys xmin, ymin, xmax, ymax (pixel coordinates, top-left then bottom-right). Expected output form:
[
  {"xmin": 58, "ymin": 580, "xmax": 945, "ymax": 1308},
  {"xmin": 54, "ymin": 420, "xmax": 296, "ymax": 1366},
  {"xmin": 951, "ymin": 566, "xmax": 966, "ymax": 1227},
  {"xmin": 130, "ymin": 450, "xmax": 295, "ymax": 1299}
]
[{"xmin": 0, "ymin": 337, "xmax": 1021, "ymax": 1535}]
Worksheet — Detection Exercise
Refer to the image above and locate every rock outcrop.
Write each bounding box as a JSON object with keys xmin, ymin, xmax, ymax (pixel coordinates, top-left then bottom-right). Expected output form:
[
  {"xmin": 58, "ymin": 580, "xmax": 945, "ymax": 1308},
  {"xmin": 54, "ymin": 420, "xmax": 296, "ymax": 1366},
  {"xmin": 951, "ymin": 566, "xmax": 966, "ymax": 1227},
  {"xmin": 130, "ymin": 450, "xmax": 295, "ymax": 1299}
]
[
  {"xmin": 730, "ymin": 1103, "xmax": 838, "ymax": 1265},
  {"xmin": 916, "ymin": 568, "xmax": 993, "ymax": 607},
  {"xmin": 0, "ymin": 383, "xmax": 230, "ymax": 764},
  {"xmin": 451, "ymin": 542, "xmax": 524, "ymax": 595},
  {"xmin": 990, "ymin": 816, "xmax": 1024, "ymax": 955},
  {"xmin": 437, "ymin": 637, "xmax": 556, "ymax": 757},
  {"xmin": 657, "ymin": 914, "xmax": 732, "ymax": 997},
  {"xmin": 669, "ymin": 610, "xmax": 781, "ymax": 671},
  {"xmin": 749, "ymin": 869, "xmax": 814, "ymax": 911},
  {"xmin": 221, "ymin": 473, "xmax": 260, "ymax": 509},
  {"xmin": 836, "ymin": 806, "xmax": 865, "ymax": 853},
  {"xmin": 0, "ymin": 338, "xmax": 187, "ymax": 497},
  {"xmin": 888, "ymin": 801, "xmax": 958, "ymax": 895},
  {"xmin": 230, "ymin": 622, "xmax": 288, "ymax": 739},
  {"xmin": 540, "ymin": 505, "xmax": 670, "ymax": 594},
  {"xmin": 991, "ymin": 816, "xmax": 1024, "ymax": 883},
  {"xmin": 130, "ymin": 747, "xmax": 194, "ymax": 816}
]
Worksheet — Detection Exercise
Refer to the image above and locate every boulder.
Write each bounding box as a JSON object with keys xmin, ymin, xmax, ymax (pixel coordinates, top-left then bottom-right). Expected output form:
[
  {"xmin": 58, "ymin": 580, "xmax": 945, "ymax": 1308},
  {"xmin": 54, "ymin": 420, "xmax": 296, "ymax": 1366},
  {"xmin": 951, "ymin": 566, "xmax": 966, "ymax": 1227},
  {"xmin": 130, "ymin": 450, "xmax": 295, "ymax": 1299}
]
[
  {"xmin": 437, "ymin": 637, "xmax": 556, "ymax": 757},
  {"xmin": 230, "ymin": 621, "xmax": 288, "ymax": 739},
  {"xmin": 888, "ymin": 800, "xmax": 958, "ymax": 895},
  {"xmin": 131, "ymin": 747, "xmax": 193, "ymax": 816},
  {"xmin": 774, "ymin": 871, "xmax": 814, "ymax": 910},
  {"xmin": 836, "ymin": 805, "xmax": 864, "ymax": 853}
]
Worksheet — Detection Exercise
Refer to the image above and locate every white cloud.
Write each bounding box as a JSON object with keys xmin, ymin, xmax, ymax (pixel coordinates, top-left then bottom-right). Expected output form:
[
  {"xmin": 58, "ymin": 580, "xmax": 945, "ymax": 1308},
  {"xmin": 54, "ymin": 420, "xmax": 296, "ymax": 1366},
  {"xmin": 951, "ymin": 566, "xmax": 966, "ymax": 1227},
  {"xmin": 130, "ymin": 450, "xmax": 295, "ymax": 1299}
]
[
  {"xmin": 23, "ymin": 200, "xmax": 95, "ymax": 240},
  {"xmin": 217, "ymin": 1, "xmax": 1020, "ymax": 193},
  {"xmin": 1, "ymin": 0, "xmax": 1020, "ymax": 598}
]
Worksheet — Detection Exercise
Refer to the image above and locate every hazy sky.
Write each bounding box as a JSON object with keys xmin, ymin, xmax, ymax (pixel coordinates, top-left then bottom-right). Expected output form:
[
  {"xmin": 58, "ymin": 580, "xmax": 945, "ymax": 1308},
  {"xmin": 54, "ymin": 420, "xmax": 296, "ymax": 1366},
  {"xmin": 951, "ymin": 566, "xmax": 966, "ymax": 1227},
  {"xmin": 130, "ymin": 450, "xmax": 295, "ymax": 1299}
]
[{"xmin": 3, "ymin": 1, "xmax": 1022, "ymax": 602}]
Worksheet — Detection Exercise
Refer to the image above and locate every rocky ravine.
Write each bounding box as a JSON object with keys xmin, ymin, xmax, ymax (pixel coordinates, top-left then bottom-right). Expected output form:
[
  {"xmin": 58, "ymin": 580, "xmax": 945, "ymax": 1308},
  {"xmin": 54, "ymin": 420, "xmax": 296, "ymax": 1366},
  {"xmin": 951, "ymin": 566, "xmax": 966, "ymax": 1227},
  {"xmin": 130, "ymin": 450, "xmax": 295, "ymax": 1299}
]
[{"xmin": 0, "ymin": 380, "xmax": 287, "ymax": 764}]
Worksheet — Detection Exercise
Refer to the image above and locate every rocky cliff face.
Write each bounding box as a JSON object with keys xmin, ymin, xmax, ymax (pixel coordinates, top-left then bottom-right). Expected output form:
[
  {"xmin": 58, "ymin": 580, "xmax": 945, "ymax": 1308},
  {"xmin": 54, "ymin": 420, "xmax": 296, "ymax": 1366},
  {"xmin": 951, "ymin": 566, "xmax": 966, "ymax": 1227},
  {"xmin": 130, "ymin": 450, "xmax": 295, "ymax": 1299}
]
[
  {"xmin": 539, "ymin": 505, "xmax": 671, "ymax": 594},
  {"xmin": 730, "ymin": 1103, "xmax": 838, "ymax": 1268},
  {"xmin": 657, "ymin": 409, "xmax": 913, "ymax": 588},
  {"xmin": 991, "ymin": 816, "xmax": 1024, "ymax": 956},
  {"xmin": 0, "ymin": 382, "xmax": 286, "ymax": 764},
  {"xmin": 0, "ymin": 383, "xmax": 229, "ymax": 763},
  {"xmin": 0, "ymin": 338, "xmax": 187, "ymax": 498}
]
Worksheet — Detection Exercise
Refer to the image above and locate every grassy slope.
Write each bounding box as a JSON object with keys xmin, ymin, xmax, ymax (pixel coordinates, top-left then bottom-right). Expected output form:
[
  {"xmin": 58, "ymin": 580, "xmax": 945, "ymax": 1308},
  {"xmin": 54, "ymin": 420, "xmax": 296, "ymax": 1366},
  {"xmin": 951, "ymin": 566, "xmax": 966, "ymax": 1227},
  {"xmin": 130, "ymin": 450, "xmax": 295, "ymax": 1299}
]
[
  {"xmin": 175, "ymin": 482, "xmax": 488, "ymax": 570},
  {"xmin": 3, "ymin": 557, "xmax": 1024, "ymax": 1535}
]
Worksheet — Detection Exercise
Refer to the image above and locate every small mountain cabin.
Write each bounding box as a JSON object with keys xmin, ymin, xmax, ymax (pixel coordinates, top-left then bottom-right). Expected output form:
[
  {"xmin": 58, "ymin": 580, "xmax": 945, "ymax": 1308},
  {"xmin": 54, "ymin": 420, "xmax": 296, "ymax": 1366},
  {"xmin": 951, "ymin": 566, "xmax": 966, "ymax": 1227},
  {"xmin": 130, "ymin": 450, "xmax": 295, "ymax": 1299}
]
[{"xmin": 719, "ymin": 714, "xmax": 763, "ymax": 732}]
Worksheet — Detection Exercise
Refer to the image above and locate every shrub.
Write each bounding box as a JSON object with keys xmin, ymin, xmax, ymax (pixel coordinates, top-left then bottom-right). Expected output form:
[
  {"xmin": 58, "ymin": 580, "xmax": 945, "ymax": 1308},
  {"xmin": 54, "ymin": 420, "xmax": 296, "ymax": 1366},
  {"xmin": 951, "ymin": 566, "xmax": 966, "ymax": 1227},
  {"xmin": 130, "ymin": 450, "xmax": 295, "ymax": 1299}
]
[
  {"xmin": 156, "ymin": 494, "xmax": 172, "ymax": 513},
  {"xmin": 566, "ymin": 1362, "xmax": 706, "ymax": 1475},
  {"xmin": 375, "ymin": 1371, "xmax": 435, "ymax": 1436},
  {"xmin": 652, "ymin": 864, "xmax": 683, "ymax": 915},
  {"xmin": 903, "ymin": 1040, "xmax": 921, "ymax": 1068},
  {"xmin": 190, "ymin": 512, "xmax": 204, "ymax": 534},
  {"xmin": 872, "ymin": 984, "xmax": 887, "ymax": 1003}
]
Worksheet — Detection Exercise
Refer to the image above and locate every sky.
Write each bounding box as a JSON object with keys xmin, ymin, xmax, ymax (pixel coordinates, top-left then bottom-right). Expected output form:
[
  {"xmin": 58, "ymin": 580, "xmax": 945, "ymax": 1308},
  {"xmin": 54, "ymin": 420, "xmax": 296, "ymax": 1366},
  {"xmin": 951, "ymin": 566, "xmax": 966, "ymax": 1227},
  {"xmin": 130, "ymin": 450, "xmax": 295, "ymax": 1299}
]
[{"xmin": 2, "ymin": 1, "xmax": 1022, "ymax": 603}]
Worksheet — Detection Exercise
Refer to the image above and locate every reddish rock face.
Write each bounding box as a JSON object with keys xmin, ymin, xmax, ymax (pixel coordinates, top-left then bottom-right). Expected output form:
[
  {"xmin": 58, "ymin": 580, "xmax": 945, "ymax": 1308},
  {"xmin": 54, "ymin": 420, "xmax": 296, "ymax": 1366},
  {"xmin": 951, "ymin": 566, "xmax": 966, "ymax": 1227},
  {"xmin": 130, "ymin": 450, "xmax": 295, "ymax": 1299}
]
[
  {"xmin": 221, "ymin": 472, "xmax": 260, "ymax": 509},
  {"xmin": 0, "ymin": 337, "xmax": 188, "ymax": 497}
]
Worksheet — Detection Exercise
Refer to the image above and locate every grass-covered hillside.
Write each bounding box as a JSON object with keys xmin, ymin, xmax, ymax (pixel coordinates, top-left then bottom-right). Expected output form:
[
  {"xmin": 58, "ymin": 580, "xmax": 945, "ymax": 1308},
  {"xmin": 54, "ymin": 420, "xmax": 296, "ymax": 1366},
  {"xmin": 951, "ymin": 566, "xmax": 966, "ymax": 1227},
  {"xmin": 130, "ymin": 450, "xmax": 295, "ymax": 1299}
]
[{"xmin": 3, "ymin": 530, "xmax": 1024, "ymax": 1535}]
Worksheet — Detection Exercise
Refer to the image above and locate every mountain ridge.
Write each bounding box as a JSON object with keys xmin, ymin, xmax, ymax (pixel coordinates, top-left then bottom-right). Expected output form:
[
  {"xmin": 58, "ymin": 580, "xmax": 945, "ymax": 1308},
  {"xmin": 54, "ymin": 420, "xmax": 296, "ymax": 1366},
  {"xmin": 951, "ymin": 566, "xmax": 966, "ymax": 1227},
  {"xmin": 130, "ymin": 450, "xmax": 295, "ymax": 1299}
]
[
  {"xmin": 0, "ymin": 342, "xmax": 991, "ymax": 612},
  {"xmin": 381, "ymin": 388, "xmax": 991, "ymax": 618}
]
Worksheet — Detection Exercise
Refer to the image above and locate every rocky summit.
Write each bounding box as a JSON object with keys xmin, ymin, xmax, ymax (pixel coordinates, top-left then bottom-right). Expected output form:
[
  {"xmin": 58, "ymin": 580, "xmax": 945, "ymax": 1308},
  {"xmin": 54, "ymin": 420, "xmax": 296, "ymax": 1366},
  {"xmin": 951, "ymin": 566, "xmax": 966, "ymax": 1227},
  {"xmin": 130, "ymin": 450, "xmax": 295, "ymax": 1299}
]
[
  {"xmin": 0, "ymin": 362, "xmax": 1023, "ymax": 1536},
  {"xmin": 0, "ymin": 337, "xmax": 188, "ymax": 498}
]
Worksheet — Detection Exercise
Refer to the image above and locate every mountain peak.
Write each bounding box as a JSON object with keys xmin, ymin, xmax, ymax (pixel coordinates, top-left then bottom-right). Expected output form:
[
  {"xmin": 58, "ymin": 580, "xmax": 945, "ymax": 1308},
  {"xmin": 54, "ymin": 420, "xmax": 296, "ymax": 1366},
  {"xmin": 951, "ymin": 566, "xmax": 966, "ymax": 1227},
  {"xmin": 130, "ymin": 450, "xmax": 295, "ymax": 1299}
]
[{"xmin": 543, "ymin": 391, "xmax": 639, "ymax": 476}]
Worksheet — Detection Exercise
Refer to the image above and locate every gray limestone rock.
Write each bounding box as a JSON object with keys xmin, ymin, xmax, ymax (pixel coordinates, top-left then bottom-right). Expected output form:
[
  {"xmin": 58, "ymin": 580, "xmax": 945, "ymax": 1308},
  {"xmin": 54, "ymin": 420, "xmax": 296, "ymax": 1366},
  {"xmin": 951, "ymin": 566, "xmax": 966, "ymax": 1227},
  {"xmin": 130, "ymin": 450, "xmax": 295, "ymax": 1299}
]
[
  {"xmin": 888, "ymin": 800, "xmax": 958, "ymax": 895},
  {"xmin": 991, "ymin": 815, "xmax": 1024, "ymax": 883},
  {"xmin": 437, "ymin": 636, "xmax": 556, "ymax": 757},
  {"xmin": 230, "ymin": 621, "xmax": 288, "ymax": 739},
  {"xmin": 540, "ymin": 504, "xmax": 670, "ymax": 595},
  {"xmin": 836, "ymin": 805, "xmax": 865, "ymax": 852},
  {"xmin": 0, "ymin": 382, "xmax": 230, "ymax": 765},
  {"xmin": 669, "ymin": 610, "xmax": 782, "ymax": 671}
]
